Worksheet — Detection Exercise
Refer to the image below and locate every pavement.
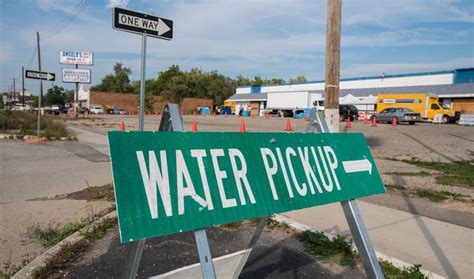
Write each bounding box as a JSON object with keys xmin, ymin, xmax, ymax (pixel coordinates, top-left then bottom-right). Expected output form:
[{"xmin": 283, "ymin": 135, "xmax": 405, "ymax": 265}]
[
  {"xmin": 64, "ymin": 121, "xmax": 473, "ymax": 278},
  {"xmin": 0, "ymin": 138, "xmax": 112, "ymax": 267}
]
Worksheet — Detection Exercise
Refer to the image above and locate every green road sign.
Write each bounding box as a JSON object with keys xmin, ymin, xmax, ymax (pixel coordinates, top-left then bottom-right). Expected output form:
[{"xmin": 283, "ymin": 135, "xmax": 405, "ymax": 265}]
[{"xmin": 108, "ymin": 131, "xmax": 385, "ymax": 242}]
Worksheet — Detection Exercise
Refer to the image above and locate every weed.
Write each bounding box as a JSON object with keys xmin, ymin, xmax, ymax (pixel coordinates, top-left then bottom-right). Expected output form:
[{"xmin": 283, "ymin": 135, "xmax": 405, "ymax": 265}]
[
  {"xmin": 384, "ymin": 184, "xmax": 407, "ymax": 191},
  {"xmin": 220, "ymin": 221, "xmax": 242, "ymax": 229},
  {"xmin": 31, "ymin": 239, "xmax": 89, "ymax": 279},
  {"xmin": 384, "ymin": 171, "xmax": 431, "ymax": 177},
  {"xmin": 2, "ymin": 252, "xmax": 37, "ymax": 278},
  {"xmin": 379, "ymin": 259, "xmax": 428, "ymax": 279},
  {"xmin": 79, "ymin": 218, "xmax": 116, "ymax": 239},
  {"xmin": 297, "ymin": 230, "xmax": 357, "ymax": 267},
  {"xmin": 27, "ymin": 220, "xmax": 91, "ymax": 247}
]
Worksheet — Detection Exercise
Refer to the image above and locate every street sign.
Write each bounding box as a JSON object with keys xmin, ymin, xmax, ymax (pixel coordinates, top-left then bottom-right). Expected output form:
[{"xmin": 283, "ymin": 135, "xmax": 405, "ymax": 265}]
[
  {"xmin": 62, "ymin": 68, "xmax": 91, "ymax": 83},
  {"xmin": 59, "ymin": 50, "xmax": 93, "ymax": 65},
  {"xmin": 25, "ymin": 70, "xmax": 55, "ymax": 81},
  {"xmin": 112, "ymin": 7, "xmax": 173, "ymax": 40},
  {"xmin": 108, "ymin": 131, "xmax": 385, "ymax": 242}
]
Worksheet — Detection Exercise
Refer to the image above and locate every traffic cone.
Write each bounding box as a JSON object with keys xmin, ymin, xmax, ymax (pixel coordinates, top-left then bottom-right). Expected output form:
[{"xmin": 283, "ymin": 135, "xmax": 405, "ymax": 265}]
[
  {"xmin": 251, "ymin": 111, "xmax": 255, "ymax": 119},
  {"xmin": 213, "ymin": 111, "xmax": 217, "ymax": 117},
  {"xmin": 265, "ymin": 112, "xmax": 269, "ymax": 120},
  {"xmin": 364, "ymin": 117, "xmax": 369, "ymax": 125},
  {"xmin": 194, "ymin": 111, "xmax": 196, "ymax": 117},
  {"xmin": 346, "ymin": 117, "xmax": 352, "ymax": 128},
  {"xmin": 339, "ymin": 114, "xmax": 341, "ymax": 122},
  {"xmin": 284, "ymin": 119, "xmax": 293, "ymax": 131},
  {"xmin": 119, "ymin": 120, "xmax": 125, "ymax": 131},
  {"xmin": 305, "ymin": 113, "xmax": 310, "ymax": 121},
  {"xmin": 372, "ymin": 116, "xmax": 377, "ymax": 127},
  {"xmin": 240, "ymin": 119, "xmax": 246, "ymax": 132},
  {"xmin": 192, "ymin": 120, "xmax": 198, "ymax": 132},
  {"xmin": 156, "ymin": 111, "xmax": 159, "ymax": 117},
  {"xmin": 392, "ymin": 117, "xmax": 397, "ymax": 126}
]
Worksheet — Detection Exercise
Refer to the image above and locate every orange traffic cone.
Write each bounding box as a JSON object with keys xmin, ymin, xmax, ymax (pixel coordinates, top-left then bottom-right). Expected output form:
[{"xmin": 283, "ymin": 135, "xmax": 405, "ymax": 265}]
[
  {"xmin": 265, "ymin": 112, "xmax": 269, "ymax": 120},
  {"xmin": 193, "ymin": 111, "xmax": 196, "ymax": 117},
  {"xmin": 213, "ymin": 111, "xmax": 216, "ymax": 117},
  {"xmin": 284, "ymin": 119, "xmax": 293, "ymax": 131},
  {"xmin": 240, "ymin": 119, "xmax": 246, "ymax": 132},
  {"xmin": 392, "ymin": 117, "xmax": 397, "ymax": 126},
  {"xmin": 192, "ymin": 120, "xmax": 198, "ymax": 132},
  {"xmin": 372, "ymin": 116, "xmax": 377, "ymax": 127},
  {"xmin": 251, "ymin": 111, "xmax": 255, "ymax": 119},
  {"xmin": 346, "ymin": 117, "xmax": 352, "ymax": 128},
  {"xmin": 339, "ymin": 114, "xmax": 341, "ymax": 122},
  {"xmin": 119, "ymin": 120, "xmax": 125, "ymax": 131},
  {"xmin": 305, "ymin": 113, "xmax": 310, "ymax": 121},
  {"xmin": 156, "ymin": 111, "xmax": 159, "ymax": 117},
  {"xmin": 364, "ymin": 117, "xmax": 369, "ymax": 125}
]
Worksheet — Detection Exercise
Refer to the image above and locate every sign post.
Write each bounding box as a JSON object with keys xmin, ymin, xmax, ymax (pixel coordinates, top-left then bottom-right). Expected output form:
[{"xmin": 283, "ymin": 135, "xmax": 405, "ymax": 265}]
[
  {"xmin": 112, "ymin": 7, "xmax": 173, "ymax": 129},
  {"xmin": 25, "ymin": 69, "xmax": 56, "ymax": 137}
]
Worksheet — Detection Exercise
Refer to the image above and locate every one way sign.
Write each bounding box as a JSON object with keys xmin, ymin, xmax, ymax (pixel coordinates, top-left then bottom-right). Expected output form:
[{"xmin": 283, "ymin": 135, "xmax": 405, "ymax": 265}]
[
  {"xmin": 113, "ymin": 7, "xmax": 173, "ymax": 40},
  {"xmin": 25, "ymin": 70, "xmax": 55, "ymax": 81}
]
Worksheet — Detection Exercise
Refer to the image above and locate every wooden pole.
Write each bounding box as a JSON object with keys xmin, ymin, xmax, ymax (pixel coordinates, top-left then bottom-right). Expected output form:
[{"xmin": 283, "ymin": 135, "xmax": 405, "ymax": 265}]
[{"xmin": 324, "ymin": 0, "xmax": 342, "ymax": 133}]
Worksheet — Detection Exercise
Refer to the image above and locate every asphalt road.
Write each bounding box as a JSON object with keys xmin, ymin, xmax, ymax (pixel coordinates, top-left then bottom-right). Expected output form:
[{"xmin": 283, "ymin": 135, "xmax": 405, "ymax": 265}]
[{"xmin": 68, "ymin": 222, "xmax": 365, "ymax": 278}]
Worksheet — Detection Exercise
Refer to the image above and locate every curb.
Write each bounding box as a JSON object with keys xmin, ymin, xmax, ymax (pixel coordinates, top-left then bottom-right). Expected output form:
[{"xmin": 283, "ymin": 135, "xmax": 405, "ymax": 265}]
[
  {"xmin": 12, "ymin": 211, "xmax": 117, "ymax": 279},
  {"xmin": 273, "ymin": 214, "xmax": 445, "ymax": 279}
]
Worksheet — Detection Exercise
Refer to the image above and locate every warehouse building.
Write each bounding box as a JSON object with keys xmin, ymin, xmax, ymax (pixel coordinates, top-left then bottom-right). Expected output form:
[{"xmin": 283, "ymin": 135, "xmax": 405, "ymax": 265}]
[{"xmin": 226, "ymin": 67, "xmax": 474, "ymax": 114}]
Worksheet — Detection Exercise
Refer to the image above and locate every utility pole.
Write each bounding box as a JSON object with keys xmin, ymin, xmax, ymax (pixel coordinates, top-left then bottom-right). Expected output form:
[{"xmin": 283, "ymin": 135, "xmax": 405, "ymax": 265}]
[
  {"xmin": 36, "ymin": 31, "xmax": 43, "ymax": 138},
  {"xmin": 324, "ymin": 0, "xmax": 342, "ymax": 133},
  {"xmin": 13, "ymin": 78, "xmax": 16, "ymax": 106},
  {"xmin": 22, "ymin": 66, "xmax": 25, "ymax": 106}
]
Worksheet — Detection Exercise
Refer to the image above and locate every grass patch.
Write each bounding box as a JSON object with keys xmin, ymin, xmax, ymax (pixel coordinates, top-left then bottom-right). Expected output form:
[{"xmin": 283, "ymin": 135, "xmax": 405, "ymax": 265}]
[
  {"xmin": 384, "ymin": 171, "xmax": 431, "ymax": 177},
  {"xmin": 379, "ymin": 259, "xmax": 428, "ymax": 279},
  {"xmin": 414, "ymin": 189, "xmax": 469, "ymax": 203},
  {"xmin": 80, "ymin": 217, "xmax": 116, "ymax": 239},
  {"xmin": 297, "ymin": 230, "xmax": 357, "ymax": 267},
  {"xmin": 27, "ymin": 219, "xmax": 92, "ymax": 248},
  {"xmin": 86, "ymin": 183, "xmax": 115, "ymax": 201},
  {"xmin": 31, "ymin": 239, "xmax": 89, "ymax": 279},
  {"xmin": 385, "ymin": 184, "xmax": 407, "ymax": 191},
  {"xmin": 0, "ymin": 110, "xmax": 68, "ymax": 139},
  {"xmin": 220, "ymin": 221, "xmax": 242, "ymax": 229},
  {"xmin": 385, "ymin": 158, "xmax": 474, "ymax": 188}
]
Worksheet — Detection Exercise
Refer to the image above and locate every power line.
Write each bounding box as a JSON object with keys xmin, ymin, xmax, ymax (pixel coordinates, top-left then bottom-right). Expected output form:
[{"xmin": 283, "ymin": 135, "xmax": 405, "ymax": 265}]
[{"xmin": 43, "ymin": 0, "xmax": 91, "ymax": 40}]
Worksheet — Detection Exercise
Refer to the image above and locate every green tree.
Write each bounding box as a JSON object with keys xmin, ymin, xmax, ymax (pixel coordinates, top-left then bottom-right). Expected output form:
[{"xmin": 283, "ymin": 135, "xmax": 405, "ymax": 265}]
[
  {"xmin": 161, "ymin": 75, "xmax": 189, "ymax": 104},
  {"xmin": 288, "ymin": 75, "xmax": 307, "ymax": 83},
  {"xmin": 44, "ymin": 86, "xmax": 72, "ymax": 106},
  {"xmin": 91, "ymin": 63, "xmax": 133, "ymax": 93}
]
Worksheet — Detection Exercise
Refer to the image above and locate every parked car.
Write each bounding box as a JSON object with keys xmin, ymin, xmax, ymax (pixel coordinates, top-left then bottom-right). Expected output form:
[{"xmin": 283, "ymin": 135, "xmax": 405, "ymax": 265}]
[
  {"xmin": 113, "ymin": 108, "xmax": 128, "ymax": 115},
  {"xmin": 106, "ymin": 108, "xmax": 115, "ymax": 115},
  {"xmin": 90, "ymin": 106, "xmax": 104, "ymax": 114},
  {"xmin": 339, "ymin": 105, "xmax": 358, "ymax": 121},
  {"xmin": 370, "ymin": 107, "xmax": 421, "ymax": 125}
]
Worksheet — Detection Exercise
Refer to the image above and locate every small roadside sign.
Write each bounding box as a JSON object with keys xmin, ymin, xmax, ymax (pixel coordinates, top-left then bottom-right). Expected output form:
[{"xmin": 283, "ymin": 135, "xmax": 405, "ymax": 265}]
[
  {"xmin": 59, "ymin": 50, "xmax": 93, "ymax": 65},
  {"xmin": 108, "ymin": 132, "xmax": 385, "ymax": 242},
  {"xmin": 112, "ymin": 7, "xmax": 173, "ymax": 40},
  {"xmin": 62, "ymin": 68, "xmax": 91, "ymax": 83},
  {"xmin": 25, "ymin": 70, "xmax": 55, "ymax": 81}
]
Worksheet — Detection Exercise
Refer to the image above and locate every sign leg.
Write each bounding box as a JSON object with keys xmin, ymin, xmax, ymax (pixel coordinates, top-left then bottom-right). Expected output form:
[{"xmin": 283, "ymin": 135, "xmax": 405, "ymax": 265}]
[
  {"xmin": 123, "ymin": 239, "xmax": 145, "ymax": 279},
  {"xmin": 194, "ymin": 229, "xmax": 216, "ymax": 279},
  {"xmin": 232, "ymin": 216, "xmax": 269, "ymax": 278},
  {"xmin": 341, "ymin": 200, "xmax": 384, "ymax": 279}
]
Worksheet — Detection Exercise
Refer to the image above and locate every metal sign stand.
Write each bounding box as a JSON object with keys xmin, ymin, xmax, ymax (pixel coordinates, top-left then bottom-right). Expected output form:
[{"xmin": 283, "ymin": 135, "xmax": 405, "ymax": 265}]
[
  {"xmin": 123, "ymin": 106, "xmax": 382, "ymax": 279},
  {"xmin": 309, "ymin": 111, "xmax": 384, "ymax": 279}
]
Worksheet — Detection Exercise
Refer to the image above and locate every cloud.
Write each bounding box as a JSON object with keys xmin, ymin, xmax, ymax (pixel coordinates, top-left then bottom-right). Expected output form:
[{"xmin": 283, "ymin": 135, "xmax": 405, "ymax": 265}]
[{"xmin": 106, "ymin": 0, "xmax": 128, "ymax": 9}]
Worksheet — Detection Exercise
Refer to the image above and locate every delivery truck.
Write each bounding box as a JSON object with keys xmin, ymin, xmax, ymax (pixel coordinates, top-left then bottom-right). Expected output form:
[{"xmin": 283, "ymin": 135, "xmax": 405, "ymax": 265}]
[
  {"xmin": 266, "ymin": 92, "xmax": 324, "ymax": 117},
  {"xmin": 376, "ymin": 93, "xmax": 459, "ymax": 123}
]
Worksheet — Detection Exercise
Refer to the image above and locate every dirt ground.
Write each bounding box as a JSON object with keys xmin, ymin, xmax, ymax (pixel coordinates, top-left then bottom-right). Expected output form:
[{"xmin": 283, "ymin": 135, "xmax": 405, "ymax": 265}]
[{"xmin": 68, "ymin": 114, "xmax": 474, "ymax": 215}]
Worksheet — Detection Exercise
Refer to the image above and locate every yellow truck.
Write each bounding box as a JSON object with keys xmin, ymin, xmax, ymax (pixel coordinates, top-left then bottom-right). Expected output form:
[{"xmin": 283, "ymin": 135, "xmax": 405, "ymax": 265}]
[{"xmin": 376, "ymin": 93, "xmax": 459, "ymax": 123}]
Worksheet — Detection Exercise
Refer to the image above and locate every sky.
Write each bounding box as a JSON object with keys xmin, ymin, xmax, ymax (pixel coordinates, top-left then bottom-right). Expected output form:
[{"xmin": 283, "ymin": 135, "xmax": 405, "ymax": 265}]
[{"xmin": 0, "ymin": 0, "xmax": 473, "ymax": 95}]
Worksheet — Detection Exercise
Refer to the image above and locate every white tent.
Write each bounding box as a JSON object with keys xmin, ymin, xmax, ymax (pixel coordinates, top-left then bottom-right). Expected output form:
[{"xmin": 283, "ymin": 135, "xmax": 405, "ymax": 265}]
[{"xmin": 339, "ymin": 94, "xmax": 361, "ymax": 104}]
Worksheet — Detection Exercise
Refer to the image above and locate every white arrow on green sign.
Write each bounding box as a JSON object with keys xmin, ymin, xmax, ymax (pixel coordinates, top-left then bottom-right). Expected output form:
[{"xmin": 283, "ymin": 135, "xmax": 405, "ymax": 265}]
[{"xmin": 108, "ymin": 132, "xmax": 385, "ymax": 243}]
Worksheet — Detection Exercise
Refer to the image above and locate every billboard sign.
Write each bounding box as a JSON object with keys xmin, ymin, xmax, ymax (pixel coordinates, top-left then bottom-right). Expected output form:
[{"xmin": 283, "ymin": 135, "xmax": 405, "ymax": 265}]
[
  {"xmin": 62, "ymin": 68, "xmax": 91, "ymax": 83},
  {"xmin": 59, "ymin": 50, "xmax": 93, "ymax": 65}
]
